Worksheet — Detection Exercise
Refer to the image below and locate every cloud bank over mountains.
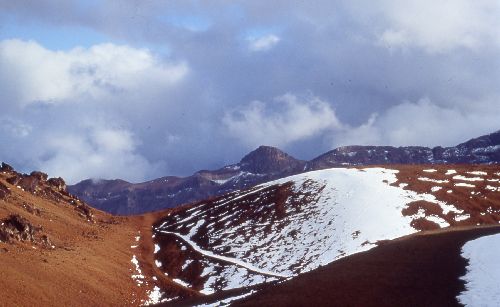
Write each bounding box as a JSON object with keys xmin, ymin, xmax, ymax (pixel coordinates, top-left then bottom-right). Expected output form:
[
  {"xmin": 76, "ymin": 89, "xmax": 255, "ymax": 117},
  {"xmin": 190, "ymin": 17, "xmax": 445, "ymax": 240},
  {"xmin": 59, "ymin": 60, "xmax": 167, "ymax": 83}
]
[{"xmin": 0, "ymin": 1, "xmax": 499, "ymax": 183}]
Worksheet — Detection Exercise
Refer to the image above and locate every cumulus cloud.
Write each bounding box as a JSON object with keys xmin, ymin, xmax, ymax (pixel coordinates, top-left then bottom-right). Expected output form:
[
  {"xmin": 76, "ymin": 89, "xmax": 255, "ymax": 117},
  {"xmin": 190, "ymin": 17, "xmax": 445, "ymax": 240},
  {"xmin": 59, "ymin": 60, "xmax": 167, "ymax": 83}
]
[
  {"xmin": 377, "ymin": 0, "xmax": 500, "ymax": 53},
  {"xmin": 0, "ymin": 39, "xmax": 188, "ymax": 183},
  {"xmin": 247, "ymin": 34, "xmax": 280, "ymax": 51},
  {"xmin": 334, "ymin": 97, "xmax": 500, "ymax": 147},
  {"xmin": 0, "ymin": 39, "xmax": 188, "ymax": 106},
  {"xmin": 0, "ymin": 2, "xmax": 499, "ymax": 182},
  {"xmin": 223, "ymin": 94, "xmax": 342, "ymax": 148},
  {"xmin": 38, "ymin": 126, "xmax": 160, "ymax": 184}
]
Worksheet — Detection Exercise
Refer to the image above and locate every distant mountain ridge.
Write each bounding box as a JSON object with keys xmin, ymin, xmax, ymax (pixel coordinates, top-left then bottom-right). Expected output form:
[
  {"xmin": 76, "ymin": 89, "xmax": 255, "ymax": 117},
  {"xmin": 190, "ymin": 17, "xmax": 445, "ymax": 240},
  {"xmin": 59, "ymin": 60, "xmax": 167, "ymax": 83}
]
[
  {"xmin": 68, "ymin": 130, "xmax": 500, "ymax": 215},
  {"xmin": 308, "ymin": 130, "xmax": 500, "ymax": 169}
]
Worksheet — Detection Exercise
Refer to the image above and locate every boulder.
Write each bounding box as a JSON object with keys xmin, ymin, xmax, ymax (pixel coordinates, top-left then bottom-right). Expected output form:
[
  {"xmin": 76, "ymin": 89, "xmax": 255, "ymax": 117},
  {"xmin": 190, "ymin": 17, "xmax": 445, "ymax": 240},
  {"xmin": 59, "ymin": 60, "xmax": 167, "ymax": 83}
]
[
  {"xmin": 47, "ymin": 177, "xmax": 67, "ymax": 192},
  {"xmin": 30, "ymin": 171, "xmax": 48, "ymax": 181},
  {"xmin": 0, "ymin": 214, "xmax": 37, "ymax": 243},
  {"xmin": 0, "ymin": 182, "xmax": 10, "ymax": 200},
  {"xmin": 6, "ymin": 174, "xmax": 23, "ymax": 186}
]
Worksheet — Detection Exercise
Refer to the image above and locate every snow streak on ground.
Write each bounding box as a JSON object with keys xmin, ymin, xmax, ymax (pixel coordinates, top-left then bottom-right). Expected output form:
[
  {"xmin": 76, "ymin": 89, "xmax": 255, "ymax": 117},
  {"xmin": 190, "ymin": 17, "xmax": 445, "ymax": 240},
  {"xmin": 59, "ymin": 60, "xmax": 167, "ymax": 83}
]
[
  {"xmin": 156, "ymin": 167, "xmax": 469, "ymax": 293},
  {"xmin": 457, "ymin": 233, "xmax": 500, "ymax": 306},
  {"xmin": 157, "ymin": 229, "xmax": 289, "ymax": 278},
  {"xmin": 194, "ymin": 290, "xmax": 257, "ymax": 307},
  {"xmin": 130, "ymin": 232, "xmax": 167, "ymax": 306}
]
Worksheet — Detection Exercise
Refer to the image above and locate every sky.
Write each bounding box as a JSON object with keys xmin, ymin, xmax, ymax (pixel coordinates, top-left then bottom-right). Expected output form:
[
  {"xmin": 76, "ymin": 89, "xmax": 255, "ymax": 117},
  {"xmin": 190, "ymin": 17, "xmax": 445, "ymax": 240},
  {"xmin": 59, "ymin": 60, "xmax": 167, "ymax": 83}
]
[{"xmin": 0, "ymin": 0, "xmax": 499, "ymax": 184}]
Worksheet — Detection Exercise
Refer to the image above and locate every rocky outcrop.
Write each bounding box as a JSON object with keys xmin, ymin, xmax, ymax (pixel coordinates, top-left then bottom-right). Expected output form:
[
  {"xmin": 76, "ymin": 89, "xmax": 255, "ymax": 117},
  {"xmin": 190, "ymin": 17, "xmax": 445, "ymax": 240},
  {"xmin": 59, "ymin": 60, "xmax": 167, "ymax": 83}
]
[
  {"xmin": 0, "ymin": 162, "xmax": 14, "ymax": 173},
  {"xmin": 74, "ymin": 201, "xmax": 94, "ymax": 222},
  {"xmin": 0, "ymin": 214, "xmax": 53, "ymax": 248},
  {"xmin": 1, "ymin": 163, "xmax": 93, "ymax": 222},
  {"xmin": 4, "ymin": 169, "xmax": 71, "ymax": 200},
  {"xmin": 47, "ymin": 177, "xmax": 67, "ymax": 192}
]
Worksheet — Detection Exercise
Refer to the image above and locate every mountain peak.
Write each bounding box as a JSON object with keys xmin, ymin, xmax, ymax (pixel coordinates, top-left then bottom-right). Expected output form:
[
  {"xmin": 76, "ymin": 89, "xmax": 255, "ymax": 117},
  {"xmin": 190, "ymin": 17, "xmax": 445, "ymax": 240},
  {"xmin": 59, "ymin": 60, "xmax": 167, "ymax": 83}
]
[{"xmin": 239, "ymin": 145, "xmax": 304, "ymax": 174}]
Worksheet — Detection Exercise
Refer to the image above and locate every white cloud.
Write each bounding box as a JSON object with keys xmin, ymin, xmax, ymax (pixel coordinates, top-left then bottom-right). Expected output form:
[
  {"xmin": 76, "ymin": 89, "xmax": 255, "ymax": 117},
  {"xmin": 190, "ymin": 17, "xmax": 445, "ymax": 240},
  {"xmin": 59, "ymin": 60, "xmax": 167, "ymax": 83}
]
[
  {"xmin": 0, "ymin": 118, "xmax": 32, "ymax": 138},
  {"xmin": 0, "ymin": 39, "xmax": 188, "ymax": 106},
  {"xmin": 335, "ymin": 97, "xmax": 500, "ymax": 147},
  {"xmin": 0, "ymin": 39, "xmax": 188, "ymax": 182},
  {"xmin": 377, "ymin": 0, "xmax": 500, "ymax": 53},
  {"xmin": 38, "ymin": 126, "xmax": 159, "ymax": 184},
  {"xmin": 247, "ymin": 34, "xmax": 280, "ymax": 51},
  {"xmin": 223, "ymin": 93, "xmax": 342, "ymax": 148}
]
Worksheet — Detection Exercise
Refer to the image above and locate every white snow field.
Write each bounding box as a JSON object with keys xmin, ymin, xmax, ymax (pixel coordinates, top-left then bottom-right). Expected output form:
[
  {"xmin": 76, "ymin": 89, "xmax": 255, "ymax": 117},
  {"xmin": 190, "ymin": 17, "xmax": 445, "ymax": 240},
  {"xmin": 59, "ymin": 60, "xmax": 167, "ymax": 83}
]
[
  {"xmin": 156, "ymin": 167, "xmax": 470, "ymax": 294},
  {"xmin": 457, "ymin": 233, "xmax": 500, "ymax": 306}
]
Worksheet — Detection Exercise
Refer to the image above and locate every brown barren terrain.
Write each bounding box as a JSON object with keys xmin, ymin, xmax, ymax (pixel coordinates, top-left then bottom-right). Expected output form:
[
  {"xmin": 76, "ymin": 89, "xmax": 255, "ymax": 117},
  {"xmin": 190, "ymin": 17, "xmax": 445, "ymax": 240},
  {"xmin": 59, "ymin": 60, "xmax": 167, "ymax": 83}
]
[
  {"xmin": 0, "ymin": 166, "xmax": 166, "ymax": 306},
  {"xmin": 235, "ymin": 225, "xmax": 500, "ymax": 307},
  {"xmin": 1, "ymin": 164, "xmax": 499, "ymax": 306}
]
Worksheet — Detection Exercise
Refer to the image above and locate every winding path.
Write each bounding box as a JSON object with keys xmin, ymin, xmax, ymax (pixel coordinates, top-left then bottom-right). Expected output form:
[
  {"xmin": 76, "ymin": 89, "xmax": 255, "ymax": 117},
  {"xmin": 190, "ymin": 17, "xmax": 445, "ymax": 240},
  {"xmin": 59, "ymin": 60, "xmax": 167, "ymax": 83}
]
[{"xmin": 156, "ymin": 229, "xmax": 290, "ymax": 279}]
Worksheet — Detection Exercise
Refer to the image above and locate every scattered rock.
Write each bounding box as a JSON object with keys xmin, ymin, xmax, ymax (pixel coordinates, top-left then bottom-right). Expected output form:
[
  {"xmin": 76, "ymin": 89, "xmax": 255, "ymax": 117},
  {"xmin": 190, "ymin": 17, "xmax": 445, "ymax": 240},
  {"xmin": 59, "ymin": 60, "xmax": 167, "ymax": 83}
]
[
  {"xmin": 0, "ymin": 214, "xmax": 38, "ymax": 243},
  {"xmin": 6, "ymin": 174, "xmax": 22, "ymax": 186},
  {"xmin": 0, "ymin": 182, "xmax": 10, "ymax": 200},
  {"xmin": 40, "ymin": 234, "xmax": 52, "ymax": 247},
  {"xmin": 75, "ymin": 203, "xmax": 94, "ymax": 222},
  {"xmin": 0, "ymin": 214, "xmax": 52, "ymax": 248},
  {"xmin": 22, "ymin": 202, "xmax": 42, "ymax": 216}
]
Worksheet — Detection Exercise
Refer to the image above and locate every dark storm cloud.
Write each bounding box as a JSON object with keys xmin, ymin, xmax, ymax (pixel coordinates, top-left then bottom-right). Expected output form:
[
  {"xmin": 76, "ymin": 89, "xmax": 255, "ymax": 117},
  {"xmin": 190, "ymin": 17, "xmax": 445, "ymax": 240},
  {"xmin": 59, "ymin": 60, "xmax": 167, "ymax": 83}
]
[{"xmin": 0, "ymin": 0, "xmax": 499, "ymax": 183}]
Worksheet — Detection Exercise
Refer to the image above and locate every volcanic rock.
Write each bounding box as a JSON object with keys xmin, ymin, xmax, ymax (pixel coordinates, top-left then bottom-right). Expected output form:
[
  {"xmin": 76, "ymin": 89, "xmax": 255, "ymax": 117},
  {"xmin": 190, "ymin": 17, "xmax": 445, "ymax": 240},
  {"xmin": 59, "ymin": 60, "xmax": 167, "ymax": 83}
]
[
  {"xmin": 0, "ymin": 162, "xmax": 14, "ymax": 173},
  {"xmin": 0, "ymin": 182, "xmax": 10, "ymax": 200}
]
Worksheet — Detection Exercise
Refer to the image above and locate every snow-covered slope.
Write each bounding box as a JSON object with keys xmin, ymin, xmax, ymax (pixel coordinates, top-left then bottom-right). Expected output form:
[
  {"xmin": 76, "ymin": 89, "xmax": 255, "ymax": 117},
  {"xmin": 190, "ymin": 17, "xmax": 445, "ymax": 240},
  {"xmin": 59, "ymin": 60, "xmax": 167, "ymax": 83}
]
[
  {"xmin": 152, "ymin": 167, "xmax": 500, "ymax": 299},
  {"xmin": 457, "ymin": 233, "xmax": 500, "ymax": 306}
]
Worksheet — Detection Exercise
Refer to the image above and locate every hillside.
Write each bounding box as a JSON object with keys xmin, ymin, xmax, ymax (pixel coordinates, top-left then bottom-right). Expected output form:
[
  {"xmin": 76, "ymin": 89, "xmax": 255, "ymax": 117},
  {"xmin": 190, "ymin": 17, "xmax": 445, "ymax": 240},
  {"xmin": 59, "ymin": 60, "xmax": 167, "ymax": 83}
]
[
  {"xmin": 1, "ymin": 163, "xmax": 499, "ymax": 305},
  {"xmin": 150, "ymin": 165, "xmax": 500, "ymax": 304},
  {"xmin": 69, "ymin": 130, "xmax": 500, "ymax": 215},
  {"xmin": 0, "ymin": 163, "xmax": 166, "ymax": 306}
]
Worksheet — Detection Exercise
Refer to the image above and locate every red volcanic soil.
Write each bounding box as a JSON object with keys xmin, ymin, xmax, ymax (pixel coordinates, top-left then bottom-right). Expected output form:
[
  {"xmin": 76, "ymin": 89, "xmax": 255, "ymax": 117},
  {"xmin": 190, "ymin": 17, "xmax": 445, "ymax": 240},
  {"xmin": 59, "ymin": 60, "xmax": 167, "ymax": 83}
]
[
  {"xmin": 0, "ymin": 168, "xmax": 169, "ymax": 306},
  {"xmin": 1, "ymin": 164, "xmax": 499, "ymax": 306},
  {"xmin": 234, "ymin": 225, "xmax": 500, "ymax": 307},
  {"xmin": 392, "ymin": 164, "xmax": 500, "ymax": 228}
]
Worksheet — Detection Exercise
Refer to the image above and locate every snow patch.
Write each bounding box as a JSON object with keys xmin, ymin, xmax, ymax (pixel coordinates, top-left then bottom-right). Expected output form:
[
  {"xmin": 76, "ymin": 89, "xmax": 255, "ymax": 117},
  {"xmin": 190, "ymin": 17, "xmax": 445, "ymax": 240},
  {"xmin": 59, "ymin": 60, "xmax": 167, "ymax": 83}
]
[
  {"xmin": 418, "ymin": 177, "xmax": 449, "ymax": 184},
  {"xmin": 143, "ymin": 286, "xmax": 164, "ymax": 306},
  {"xmin": 445, "ymin": 170, "xmax": 457, "ymax": 175},
  {"xmin": 431, "ymin": 186, "xmax": 442, "ymax": 192},
  {"xmin": 486, "ymin": 185, "xmax": 499, "ymax": 192},
  {"xmin": 423, "ymin": 169, "xmax": 437, "ymax": 173},
  {"xmin": 173, "ymin": 278, "xmax": 191, "ymax": 288},
  {"xmin": 457, "ymin": 233, "xmax": 500, "ymax": 306},
  {"xmin": 467, "ymin": 171, "xmax": 487, "ymax": 176},
  {"xmin": 453, "ymin": 175, "xmax": 484, "ymax": 182},
  {"xmin": 131, "ymin": 255, "xmax": 145, "ymax": 286},
  {"xmin": 455, "ymin": 183, "xmax": 475, "ymax": 188}
]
